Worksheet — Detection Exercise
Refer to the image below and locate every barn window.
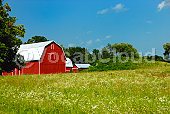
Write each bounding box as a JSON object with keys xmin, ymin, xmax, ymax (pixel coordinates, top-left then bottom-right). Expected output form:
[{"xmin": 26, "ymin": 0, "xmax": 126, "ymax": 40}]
[
  {"xmin": 51, "ymin": 44, "xmax": 54, "ymax": 50},
  {"xmin": 51, "ymin": 54, "xmax": 56, "ymax": 60},
  {"xmin": 48, "ymin": 52, "xmax": 59, "ymax": 63},
  {"xmin": 51, "ymin": 54, "xmax": 54, "ymax": 60},
  {"xmin": 49, "ymin": 53, "xmax": 57, "ymax": 61}
]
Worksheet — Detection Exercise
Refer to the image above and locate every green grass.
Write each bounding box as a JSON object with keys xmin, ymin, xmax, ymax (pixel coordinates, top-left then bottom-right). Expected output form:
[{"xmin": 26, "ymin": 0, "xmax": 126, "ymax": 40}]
[{"xmin": 0, "ymin": 63, "xmax": 170, "ymax": 113}]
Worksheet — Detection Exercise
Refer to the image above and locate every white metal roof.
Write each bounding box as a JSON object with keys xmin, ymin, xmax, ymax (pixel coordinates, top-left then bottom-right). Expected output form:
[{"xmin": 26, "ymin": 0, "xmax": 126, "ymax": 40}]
[
  {"xmin": 17, "ymin": 41, "xmax": 54, "ymax": 61},
  {"xmin": 66, "ymin": 58, "xmax": 73, "ymax": 68},
  {"xmin": 75, "ymin": 64, "xmax": 91, "ymax": 69}
]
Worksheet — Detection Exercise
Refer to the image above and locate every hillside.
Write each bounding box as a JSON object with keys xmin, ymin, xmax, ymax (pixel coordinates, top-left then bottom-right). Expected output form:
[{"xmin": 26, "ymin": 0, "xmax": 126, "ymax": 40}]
[{"xmin": 0, "ymin": 62, "xmax": 170, "ymax": 113}]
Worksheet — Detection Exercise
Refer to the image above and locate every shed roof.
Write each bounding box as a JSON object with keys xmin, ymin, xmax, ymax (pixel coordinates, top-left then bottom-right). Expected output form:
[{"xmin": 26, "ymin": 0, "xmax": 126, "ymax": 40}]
[
  {"xmin": 75, "ymin": 64, "xmax": 91, "ymax": 69},
  {"xmin": 66, "ymin": 58, "xmax": 73, "ymax": 68},
  {"xmin": 17, "ymin": 41, "xmax": 62, "ymax": 62}
]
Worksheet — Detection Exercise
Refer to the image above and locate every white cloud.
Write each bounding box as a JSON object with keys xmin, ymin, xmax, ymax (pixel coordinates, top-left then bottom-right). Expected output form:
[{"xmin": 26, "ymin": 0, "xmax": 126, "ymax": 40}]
[
  {"xmin": 112, "ymin": 3, "xmax": 127, "ymax": 12},
  {"xmin": 105, "ymin": 35, "xmax": 112, "ymax": 39},
  {"xmin": 158, "ymin": 1, "xmax": 166, "ymax": 11},
  {"xmin": 86, "ymin": 40, "xmax": 93, "ymax": 45},
  {"xmin": 158, "ymin": 0, "xmax": 170, "ymax": 11},
  {"xmin": 97, "ymin": 8, "xmax": 109, "ymax": 15},
  {"xmin": 97, "ymin": 3, "xmax": 127, "ymax": 15}
]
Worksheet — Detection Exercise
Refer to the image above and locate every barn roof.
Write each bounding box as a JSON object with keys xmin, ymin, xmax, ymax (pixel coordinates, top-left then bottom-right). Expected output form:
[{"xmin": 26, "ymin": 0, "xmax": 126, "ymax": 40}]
[
  {"xmin": 75, "ymin": 64, "xmax": 91, "ymax": 69},
  {"xmin": 17, "ymin": 41, "xmax": 64, "ymax": 62},
  {"xmin": 66, "ymin": 58, "xmax": 73, "ymax": 68}
]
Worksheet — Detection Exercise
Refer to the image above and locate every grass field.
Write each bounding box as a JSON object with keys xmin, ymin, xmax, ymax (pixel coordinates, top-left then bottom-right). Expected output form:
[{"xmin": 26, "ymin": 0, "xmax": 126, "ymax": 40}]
[{"xmin": 0, "ymin": 62, "xmax": 170, "ymax": 113}]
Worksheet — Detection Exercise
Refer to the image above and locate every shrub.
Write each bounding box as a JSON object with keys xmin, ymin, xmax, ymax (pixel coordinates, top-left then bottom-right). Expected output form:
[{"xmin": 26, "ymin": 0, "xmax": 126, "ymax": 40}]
[{"xmin": 88, "ymin": 59, "xmax": 138, "ymax": 72}]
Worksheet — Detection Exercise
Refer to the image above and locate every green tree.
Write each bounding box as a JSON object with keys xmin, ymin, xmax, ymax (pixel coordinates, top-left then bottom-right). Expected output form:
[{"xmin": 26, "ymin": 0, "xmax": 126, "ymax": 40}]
[
  {"xmin": 92, "ymin": 49, "xmax": 100, "ymax": 60},
  {"xmin": 65, "ymin": 47, "xmax": 87, "ymax": 64},
  {"xmin": 112, "ymin": 43, "xmax": 139, "ymax": 58},
  {"xmin": 101, "ymin": 47, "xmax": 110, "ymax": 59},
  {"xmin": 163, "ymin": 43, "xmax": 170, "ymax": 61},
  {"xmin": 0, "ymin": 0, "xmax": 25, "ymax": 75},
  {"xmin": 25, "ymin": 36, "xmax": 49, "ymax": 44}
]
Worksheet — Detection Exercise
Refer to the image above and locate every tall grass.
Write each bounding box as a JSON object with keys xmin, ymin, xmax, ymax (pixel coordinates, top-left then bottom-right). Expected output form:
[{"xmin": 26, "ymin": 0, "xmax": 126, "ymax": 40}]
[{"xmin": 0, "ymin": 63, "xmax": 170, "ymax": 113}]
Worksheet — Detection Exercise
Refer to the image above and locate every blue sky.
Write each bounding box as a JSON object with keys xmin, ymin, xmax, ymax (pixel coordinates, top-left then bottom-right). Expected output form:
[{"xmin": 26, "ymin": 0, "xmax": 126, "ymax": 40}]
[{"xmin": 5, "ymin": 0, "xmax": 170, "ymax": 55}]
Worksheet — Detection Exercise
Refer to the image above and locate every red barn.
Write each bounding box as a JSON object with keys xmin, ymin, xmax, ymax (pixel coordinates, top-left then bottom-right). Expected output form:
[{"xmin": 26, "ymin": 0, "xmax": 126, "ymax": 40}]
[
  {"xmin": 72, "ymin": 65, "xmax": 79, "ymax": 73},
  {"xmin": 66, "ymin": 58, "xmax": 73, "ymax": 73},
  {"xmin": 75, "ymin": 64, "xmax": 90, "ymax": 71},
  {"xmin": 65, "ymin": 58, "xmax": 90, "ymax": 73},
  {"xmin": 2, "ymin": 41, "xmax": 66, "ymax": 76}
]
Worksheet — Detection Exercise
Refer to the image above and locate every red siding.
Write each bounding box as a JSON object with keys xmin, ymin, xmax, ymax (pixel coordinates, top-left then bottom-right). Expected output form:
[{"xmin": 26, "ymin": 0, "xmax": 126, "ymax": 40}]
[
  {"xmin": 22, "ymin": 61, "xmax": 39, "ymax": 75},
  {"xmin": 2, "ymin": 62, "xmax": 39, "ymax": 76},
  {"xmin": 66, "ymin": 67, "xmax": 72, "ymax": 73},
  {"xmin": 2, "ymin": 68, "xmax": 21, "ymax": 76},
  {"xmin": 40, "ymin": 43, "xmax": 66, "ymax": 74},
  {"xmin": 72, "ymin": 65, "xmax": 78, "ymax": 73},
  {"xmin": 2, "ymin": 72, "xmax": 14, "ymax": 76}
]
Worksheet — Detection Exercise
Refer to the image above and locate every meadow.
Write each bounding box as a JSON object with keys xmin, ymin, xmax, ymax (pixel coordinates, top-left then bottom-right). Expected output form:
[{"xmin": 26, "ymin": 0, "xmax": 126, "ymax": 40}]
[{"xmin": 0, "ymin": 62, "xmax": 170, "ymax": 113}]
